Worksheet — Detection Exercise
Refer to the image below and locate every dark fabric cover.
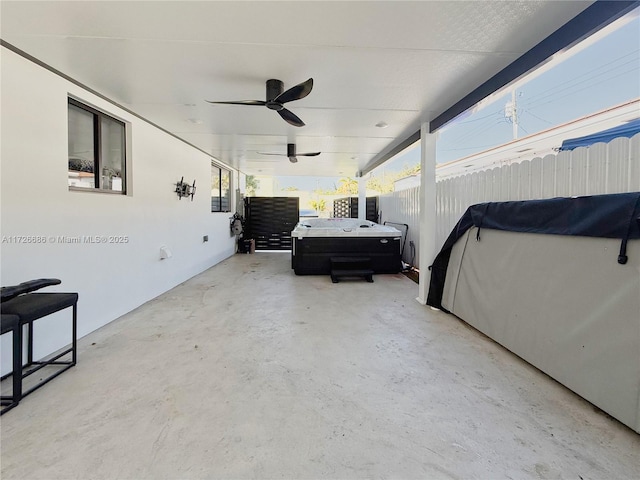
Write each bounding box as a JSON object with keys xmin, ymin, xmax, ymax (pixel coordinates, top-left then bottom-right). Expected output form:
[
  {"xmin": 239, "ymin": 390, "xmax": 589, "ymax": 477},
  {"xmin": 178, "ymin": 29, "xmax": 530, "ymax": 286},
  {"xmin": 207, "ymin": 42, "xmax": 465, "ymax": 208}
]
[
  {"xmin": 0, "ymin": 314, "xmax": 20, "ymax": 335},
  {"xmin": 559, "ymin": 118, "xmax": 640, "ymax": 151},
  {"xmin": 1, "ymin": 293, "xmax": 78, "ymax": 323},
  {"xmin": 427, "ymin": 192, "xmax": 640, "ymax": 310},
  {"xmin": 1, "ymin": 279, "xmax": 61, "ymax": 302}
]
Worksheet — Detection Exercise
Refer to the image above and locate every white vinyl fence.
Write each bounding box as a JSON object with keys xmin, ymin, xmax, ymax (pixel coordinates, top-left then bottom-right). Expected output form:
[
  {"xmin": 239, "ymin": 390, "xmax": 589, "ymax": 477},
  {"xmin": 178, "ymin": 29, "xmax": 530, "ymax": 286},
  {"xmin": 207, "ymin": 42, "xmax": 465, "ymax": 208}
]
[
  {"xmin": 437, "ymin": 134, "xmax": 640, "ymax": 248},
  {"xmin": 379, "ymin": 186, "xmax": 421, "ymax": 267},
  {"xmin": 379, "ymin": 133, "xmax": 640, "ymax": 266}
]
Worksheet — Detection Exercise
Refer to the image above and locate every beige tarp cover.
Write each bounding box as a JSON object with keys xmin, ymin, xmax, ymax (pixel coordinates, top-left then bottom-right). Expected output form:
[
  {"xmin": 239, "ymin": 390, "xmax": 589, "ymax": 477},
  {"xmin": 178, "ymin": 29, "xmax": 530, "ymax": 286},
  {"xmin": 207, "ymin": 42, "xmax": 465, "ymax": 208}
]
[{"xmin": 442, "ymin": 227, "xmax": 640, "ymax": 433}]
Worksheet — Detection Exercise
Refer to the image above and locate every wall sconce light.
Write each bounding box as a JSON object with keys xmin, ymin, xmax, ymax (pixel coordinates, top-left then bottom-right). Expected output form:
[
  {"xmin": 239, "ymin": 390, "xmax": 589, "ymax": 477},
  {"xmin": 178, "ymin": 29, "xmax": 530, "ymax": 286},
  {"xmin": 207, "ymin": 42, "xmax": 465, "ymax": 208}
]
[{"xmin": 175, "ymin": 177, "xmax": 196, "ymax": 201}]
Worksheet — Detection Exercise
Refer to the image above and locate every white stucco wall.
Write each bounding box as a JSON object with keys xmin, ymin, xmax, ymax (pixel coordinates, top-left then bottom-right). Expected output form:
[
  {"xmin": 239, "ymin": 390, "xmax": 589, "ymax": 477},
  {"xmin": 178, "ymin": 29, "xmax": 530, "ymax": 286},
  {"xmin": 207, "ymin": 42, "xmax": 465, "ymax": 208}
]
[{"xmin": 1, "ymin": 48, "xmax": 235, "ymax": 371}]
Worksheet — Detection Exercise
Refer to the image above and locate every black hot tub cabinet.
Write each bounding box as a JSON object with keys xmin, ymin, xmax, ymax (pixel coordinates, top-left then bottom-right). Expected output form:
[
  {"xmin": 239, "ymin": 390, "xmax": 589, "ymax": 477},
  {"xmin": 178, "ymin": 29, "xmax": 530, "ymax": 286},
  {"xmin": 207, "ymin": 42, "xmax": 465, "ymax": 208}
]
[{"xmin": 291, "ymin": 218, "xmax": 402, "ymax": 275}]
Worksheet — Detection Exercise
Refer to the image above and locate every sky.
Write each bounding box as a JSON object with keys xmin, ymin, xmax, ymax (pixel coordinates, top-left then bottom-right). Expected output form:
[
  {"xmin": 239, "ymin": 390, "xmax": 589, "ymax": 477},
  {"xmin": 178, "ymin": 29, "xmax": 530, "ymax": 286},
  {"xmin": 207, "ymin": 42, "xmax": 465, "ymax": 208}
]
[
  {"xmin": 276, "ymin": 10, "xmax": 639, "ymax": 191},
  {"xmin": 435, "ymin": 12, "xmax": 640, "ymax": 164}
]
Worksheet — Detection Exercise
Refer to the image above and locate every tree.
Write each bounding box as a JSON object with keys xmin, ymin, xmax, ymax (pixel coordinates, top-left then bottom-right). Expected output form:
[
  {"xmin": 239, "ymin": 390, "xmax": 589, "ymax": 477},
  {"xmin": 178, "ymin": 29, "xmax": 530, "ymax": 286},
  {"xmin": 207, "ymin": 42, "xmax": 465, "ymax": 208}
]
[
  {"xmin": 309, "ymin": 199, "xmax": 327, "ymax": 212},
  {"xmin": 245, "ymin": 175, "xmax": 259, "ymax": 196},
  {"xmin": 366, "ymin": 176, "xmax": 393, "ymax": 194},
  {"xmin": 336, "ymin": 177, "xmax": 358, "ymax": 195},
  {"xmin": 366, "ymin": 163, "xmax": 421, "ymax": 193}
]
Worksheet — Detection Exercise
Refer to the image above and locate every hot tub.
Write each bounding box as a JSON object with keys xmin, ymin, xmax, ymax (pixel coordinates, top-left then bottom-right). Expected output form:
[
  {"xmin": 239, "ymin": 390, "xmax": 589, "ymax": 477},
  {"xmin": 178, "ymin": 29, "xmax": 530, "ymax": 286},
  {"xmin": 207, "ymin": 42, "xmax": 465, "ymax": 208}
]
[{"xmin": 291, "ymin": 218, "xmax": 402, "ymax": 275}]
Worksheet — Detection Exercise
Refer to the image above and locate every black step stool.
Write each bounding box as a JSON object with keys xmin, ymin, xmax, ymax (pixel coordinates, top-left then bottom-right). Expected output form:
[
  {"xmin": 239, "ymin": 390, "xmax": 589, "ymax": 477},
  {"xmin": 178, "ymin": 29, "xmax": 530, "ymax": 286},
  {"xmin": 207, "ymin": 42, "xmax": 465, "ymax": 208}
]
[{"xmin": 330, "ymin": 257, "xmax": 374, "ymax": 283}]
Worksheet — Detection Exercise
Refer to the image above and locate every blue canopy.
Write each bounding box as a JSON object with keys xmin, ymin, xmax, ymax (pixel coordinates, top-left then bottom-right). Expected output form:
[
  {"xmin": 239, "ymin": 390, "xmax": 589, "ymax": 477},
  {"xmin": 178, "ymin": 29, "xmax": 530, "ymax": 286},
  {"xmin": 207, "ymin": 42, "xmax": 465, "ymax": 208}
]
[{"xmin": 559, "ymin": 118, "xmax": 640, "ymax": 151}]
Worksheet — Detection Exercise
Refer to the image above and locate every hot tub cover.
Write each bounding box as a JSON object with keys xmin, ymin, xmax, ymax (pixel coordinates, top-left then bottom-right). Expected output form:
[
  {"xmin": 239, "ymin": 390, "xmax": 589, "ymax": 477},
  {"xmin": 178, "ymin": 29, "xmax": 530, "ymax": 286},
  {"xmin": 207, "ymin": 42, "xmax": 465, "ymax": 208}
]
[
  {"xmin": 293, "ymin": 218, "xmax": 401, "ymax": 238},
  {"xmin": 427, "ymin": 192, "xmax": 640, "ymax": 310}
]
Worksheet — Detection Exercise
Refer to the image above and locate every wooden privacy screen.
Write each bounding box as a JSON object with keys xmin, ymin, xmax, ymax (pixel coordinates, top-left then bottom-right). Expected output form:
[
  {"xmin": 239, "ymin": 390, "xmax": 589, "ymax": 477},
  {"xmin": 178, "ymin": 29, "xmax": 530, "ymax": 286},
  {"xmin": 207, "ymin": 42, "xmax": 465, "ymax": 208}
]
[
  {"xmin": 332, "ymin": 197, "xmax": 379, "ymax": 222},
  {"xmin": 244, "ymin": 197, "xmax": 299, "ymax": 250}
]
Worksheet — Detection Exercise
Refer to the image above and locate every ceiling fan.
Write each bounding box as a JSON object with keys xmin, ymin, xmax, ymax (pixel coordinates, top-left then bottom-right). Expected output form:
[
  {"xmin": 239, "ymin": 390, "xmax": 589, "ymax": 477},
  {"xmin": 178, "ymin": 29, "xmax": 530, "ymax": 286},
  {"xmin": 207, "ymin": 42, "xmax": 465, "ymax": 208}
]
[
  {"xmin": 206, "ymin": 78, "xmax": 313, "ymax": 127},
  {"xmin": 258, "ymin": 143, "xmax": 321, "ymax": 163}
]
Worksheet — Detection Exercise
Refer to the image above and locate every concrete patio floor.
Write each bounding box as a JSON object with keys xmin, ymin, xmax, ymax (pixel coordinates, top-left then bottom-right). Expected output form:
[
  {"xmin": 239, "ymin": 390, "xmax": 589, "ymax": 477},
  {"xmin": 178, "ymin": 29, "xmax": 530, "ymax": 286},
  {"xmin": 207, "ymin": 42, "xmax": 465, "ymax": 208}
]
[{"xmin": 1, "ymin": 252, "xmax": 639, "ymax": 479}]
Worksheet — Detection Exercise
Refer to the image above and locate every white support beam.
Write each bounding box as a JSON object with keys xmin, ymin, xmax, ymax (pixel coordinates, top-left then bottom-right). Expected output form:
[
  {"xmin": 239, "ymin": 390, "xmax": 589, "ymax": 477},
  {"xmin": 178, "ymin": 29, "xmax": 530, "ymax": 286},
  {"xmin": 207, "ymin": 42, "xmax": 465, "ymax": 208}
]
[
  {"xmin": 358, "ymin": 175, "xmax": 366, "ymax": 220},
  {"xmin": 417, "ymin": 123, "xmax": 437, "ymax": 305}
]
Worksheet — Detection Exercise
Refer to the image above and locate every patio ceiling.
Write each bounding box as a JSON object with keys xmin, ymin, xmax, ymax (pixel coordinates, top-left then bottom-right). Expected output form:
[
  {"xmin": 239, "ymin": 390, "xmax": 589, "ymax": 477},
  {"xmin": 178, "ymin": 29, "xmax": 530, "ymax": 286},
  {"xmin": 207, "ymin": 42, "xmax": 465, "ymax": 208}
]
[{"xmin": 0, "ymin": 1, "xmax": 630, "ymax": 177}]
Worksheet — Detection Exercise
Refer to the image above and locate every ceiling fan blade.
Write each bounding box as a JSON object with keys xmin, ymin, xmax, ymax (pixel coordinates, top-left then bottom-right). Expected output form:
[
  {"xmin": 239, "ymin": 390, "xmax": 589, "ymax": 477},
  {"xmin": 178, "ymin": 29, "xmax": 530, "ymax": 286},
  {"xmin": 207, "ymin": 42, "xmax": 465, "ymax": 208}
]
[
  {"xmin": 278, "ymin": 108, "xmax": 305, "ymax": 127},
  {"xmin": 274, "ymin": 78, "xmax": 313, "ymax": 104},
  {"xmin": 205, "ymin": 100, "xmax": 266, "ymax": 106},
  {"xmin": 258, "ymin": 144, "xmax": 318, "ymax": 160}
]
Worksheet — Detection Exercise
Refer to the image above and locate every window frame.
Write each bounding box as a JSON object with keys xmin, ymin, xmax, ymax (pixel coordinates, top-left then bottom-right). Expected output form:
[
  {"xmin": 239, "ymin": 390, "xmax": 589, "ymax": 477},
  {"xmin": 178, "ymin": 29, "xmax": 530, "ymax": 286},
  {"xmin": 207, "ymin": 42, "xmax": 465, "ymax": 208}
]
[
  {"xmin": 211, "ymin": 162, "xmax": 231, "ymax": 213},
  {"xmin": 68, "ymin": 97, "xmax": 127, "ymax": 194}
]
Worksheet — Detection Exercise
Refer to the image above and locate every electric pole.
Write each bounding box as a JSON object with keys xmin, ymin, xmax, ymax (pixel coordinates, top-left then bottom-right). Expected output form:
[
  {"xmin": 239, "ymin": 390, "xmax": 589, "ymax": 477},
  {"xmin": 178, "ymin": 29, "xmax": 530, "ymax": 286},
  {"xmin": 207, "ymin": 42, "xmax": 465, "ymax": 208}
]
[{"xmin": 505, "ymin": 89, "xmax": 519, "ymax": 139}]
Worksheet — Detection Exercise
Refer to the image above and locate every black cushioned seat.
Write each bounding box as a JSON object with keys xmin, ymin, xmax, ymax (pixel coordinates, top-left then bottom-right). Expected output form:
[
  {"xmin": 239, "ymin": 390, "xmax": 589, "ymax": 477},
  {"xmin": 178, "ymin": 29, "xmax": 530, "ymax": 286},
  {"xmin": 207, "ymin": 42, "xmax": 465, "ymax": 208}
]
[
  {"xmin": 1, "ymin": 278, "xmax": 61, "ymax": 303},
  {"xmin": 1, "ymin": 314, "xmax": 22, "ymax": 415},
  {"xmin": 2, "ymin": 293, "xmax": 79, "ymax": 322},
  {"xmin": 0, "ymin": 313, "xmax": 20, "ymax": 335},
  {"xmin": 0, "ymin": 278, "xmax": 62, "ymax": 302}
]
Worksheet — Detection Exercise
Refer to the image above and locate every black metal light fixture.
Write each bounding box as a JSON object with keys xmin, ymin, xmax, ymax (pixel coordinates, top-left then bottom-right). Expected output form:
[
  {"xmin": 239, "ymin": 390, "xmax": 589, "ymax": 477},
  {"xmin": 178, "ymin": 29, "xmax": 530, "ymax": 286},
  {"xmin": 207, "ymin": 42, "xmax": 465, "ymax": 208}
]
[{"xmin": 175, "ymin": 177, "xmax": 196, "ymax": 201}]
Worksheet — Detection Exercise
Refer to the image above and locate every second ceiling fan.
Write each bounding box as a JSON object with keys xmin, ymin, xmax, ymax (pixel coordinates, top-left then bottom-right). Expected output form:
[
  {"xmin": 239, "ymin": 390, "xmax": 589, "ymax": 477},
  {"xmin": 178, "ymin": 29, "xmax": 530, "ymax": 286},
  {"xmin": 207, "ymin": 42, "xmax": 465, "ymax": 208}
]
[
  {"xmin": 206, "ymin": 78, "xmax": 313, "ymax": 127},
  {"xmin": 259, "ymin": 143, "xmax": 321, "ymax": 163}
]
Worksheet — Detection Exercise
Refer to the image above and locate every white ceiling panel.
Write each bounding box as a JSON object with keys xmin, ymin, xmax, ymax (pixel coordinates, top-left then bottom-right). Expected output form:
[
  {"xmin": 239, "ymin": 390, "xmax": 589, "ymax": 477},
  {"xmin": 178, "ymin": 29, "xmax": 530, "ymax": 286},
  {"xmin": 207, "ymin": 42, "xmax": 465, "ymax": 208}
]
[{"xmin": 0, "ymin": 0, "xmax": 598, "ymax": 177}]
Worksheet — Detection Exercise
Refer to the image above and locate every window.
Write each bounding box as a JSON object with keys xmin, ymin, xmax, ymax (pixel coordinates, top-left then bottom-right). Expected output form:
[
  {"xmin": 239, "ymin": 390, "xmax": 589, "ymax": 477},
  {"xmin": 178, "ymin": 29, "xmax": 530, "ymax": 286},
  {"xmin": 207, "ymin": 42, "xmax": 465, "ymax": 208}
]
[
  {"xmin": 68, "ymin": 98, "xmax": 126, "ymax": 193},
  {"xmin": 211, "ymin": 163, "xmax": 231, "ymax": 212}
]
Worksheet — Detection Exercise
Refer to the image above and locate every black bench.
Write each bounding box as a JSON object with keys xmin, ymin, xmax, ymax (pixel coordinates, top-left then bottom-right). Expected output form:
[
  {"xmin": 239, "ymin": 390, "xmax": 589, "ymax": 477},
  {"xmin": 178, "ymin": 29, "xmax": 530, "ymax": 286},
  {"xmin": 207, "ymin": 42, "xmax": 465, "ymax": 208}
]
[{"xmin": 0, "ymin": 279, "xmax": 77, "ymax": 415}]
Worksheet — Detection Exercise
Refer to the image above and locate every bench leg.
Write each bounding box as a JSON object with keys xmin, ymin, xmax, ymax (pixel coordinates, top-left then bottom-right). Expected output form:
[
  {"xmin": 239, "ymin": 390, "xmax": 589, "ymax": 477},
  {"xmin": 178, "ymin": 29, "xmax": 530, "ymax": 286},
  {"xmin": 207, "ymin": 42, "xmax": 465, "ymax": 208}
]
[
  {"xmin": 20, "ymin": 302, "xmax": 78, "ymax": 398},
  {"xmin": 27, "ymin": 321, "xmax": 34, "ymax": 365},
  {"xmin": 72, "ymin": 303, "xmax": 77, "ymax": 365},
  {"xmin": 13, "ymin": 323, "xmax": 22, "ymax": 402},
  {"xmin": 0, "ymin": 325, "xmax": 22, "ymax": 415}
]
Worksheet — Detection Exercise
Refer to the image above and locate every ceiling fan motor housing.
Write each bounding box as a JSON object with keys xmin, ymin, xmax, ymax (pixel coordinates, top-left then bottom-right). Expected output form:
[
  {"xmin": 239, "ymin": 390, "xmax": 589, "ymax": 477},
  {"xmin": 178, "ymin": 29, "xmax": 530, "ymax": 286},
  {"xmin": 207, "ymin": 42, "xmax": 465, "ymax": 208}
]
[{"xmin": 266, "ymin": 79, "xmax": 284, "ymax": 109}]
